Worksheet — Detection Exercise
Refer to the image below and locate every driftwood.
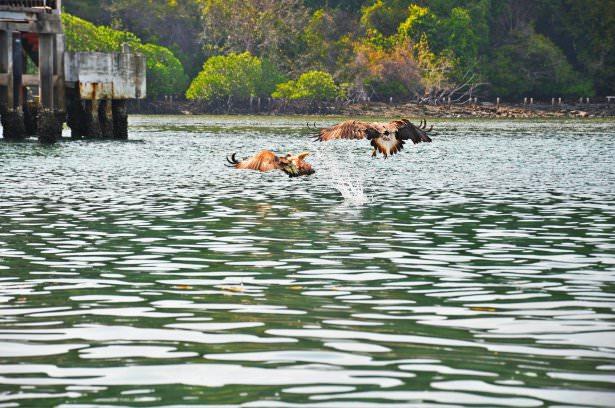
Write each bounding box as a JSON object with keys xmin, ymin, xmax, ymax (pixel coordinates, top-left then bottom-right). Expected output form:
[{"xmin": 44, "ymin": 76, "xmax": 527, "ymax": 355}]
[{"xmin": 417, "ymin": 71, "xmax": 486, "ymax": 106}]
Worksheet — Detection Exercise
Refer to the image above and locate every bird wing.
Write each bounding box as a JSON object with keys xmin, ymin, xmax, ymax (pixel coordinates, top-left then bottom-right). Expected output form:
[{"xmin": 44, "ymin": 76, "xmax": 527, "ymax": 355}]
[
  {"xmin": 314, "ymin": 120, "xmax": 381, "ymax": 141},
  {"xmin": 391, "ymin": 119, "xmax": 433, "ymax": 144},
  {"xmin": 234, "ymin": 150, "xmax": 281, "ymax": 172}
]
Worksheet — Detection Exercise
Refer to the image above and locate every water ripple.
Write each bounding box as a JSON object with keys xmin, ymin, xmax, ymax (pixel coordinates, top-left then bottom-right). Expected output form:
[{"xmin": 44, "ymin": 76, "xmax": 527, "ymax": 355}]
[{"xmin": 1, "ymin": 117, "xmax": 614, "ymax": 406}]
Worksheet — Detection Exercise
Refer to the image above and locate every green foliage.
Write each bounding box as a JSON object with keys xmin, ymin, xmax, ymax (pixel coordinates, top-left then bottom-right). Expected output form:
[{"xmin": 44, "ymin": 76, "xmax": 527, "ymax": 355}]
[
  {"xmin": 398, "ymin": 4, "xmax": 480, "ymax": 73},
  {"xmin": 104, "ymin": 0, "xmax": 203, "ymax": 77},
  {"xmin": 361, "ymin": 0, "xmax": 411, "ymax": 38},
  {"xmin": 62, "ymin": 14, "xmax": 188, "ymax": 98},
  {"xmin": 63, "ymin": 0, "xmax": 112, "ymax": 25},
  {"xmin": 198, "ymin": 0, "xmax": 309, "ymax": 74},
  {"xmin": 62, "ymin": 13, "xmax": 138, "ymax": 52},
  {"xmin": 186, "ymin": 52, "xmax": 285, "ymax": 102},
  {"xmin": 539, "ymin": 0, "xmax": 615, "ymax": 95},
  {"xmin": 349, "ymin": 40, "xmax": 422, "ymax": 99},
  {"xmin": 138, "ymin": 43, "xmax": 189, "ymax": 98},
  {"xmin": 272, "ymin": 71, "xmax": 340, "ymax": 100},
  {"xmin": 64, "ymin": 0, "xmax": 611, "ymax": 99},
  {"xmin": 488, "ymin": 31, "xmax": 594, "ymax": 98}
]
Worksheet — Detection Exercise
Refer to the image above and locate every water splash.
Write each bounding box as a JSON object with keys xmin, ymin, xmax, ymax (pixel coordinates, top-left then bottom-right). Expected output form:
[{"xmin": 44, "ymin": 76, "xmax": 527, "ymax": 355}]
[{"xmin": 314, "ymin": 144, "xmax": 370, "ymax": 205}]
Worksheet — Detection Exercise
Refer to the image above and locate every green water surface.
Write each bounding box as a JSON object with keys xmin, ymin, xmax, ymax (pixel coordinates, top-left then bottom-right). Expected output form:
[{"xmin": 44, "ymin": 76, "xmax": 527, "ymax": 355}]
[{"xmin": 0, "ymin": 116, "xmax": 614, "ymax": 407}]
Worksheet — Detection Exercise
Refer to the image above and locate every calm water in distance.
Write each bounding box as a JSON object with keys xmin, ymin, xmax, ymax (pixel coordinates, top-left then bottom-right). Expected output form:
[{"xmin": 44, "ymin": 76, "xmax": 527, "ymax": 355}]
[{"xmin": 0, "ymin": 116, "xmax": 614, "ymax": 407}]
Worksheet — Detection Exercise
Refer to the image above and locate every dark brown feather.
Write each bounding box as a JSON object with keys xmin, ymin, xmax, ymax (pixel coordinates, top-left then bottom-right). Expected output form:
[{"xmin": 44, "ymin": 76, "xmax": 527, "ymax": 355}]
[
  {"xmin": 314, "ymin": 120, "xmax": 382, "ymax": 141},
  {"xmin": 392, "ymin": 119, "xmax": 433, "ymax": 144}
]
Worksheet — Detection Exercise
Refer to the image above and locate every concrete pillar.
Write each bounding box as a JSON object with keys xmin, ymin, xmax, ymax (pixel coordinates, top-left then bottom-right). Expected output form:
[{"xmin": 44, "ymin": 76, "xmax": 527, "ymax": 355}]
[
  {"xmin": 39, "ymin": 34, "xmax": 54, "ymax": 110},
  {"xmin": 0, "ymin": 30, "xmax": 12, "ymax": 111},
  {"xmin": 36, "ymin": 34, "xmax": 62, "ymax": 143},
  {"xmin": 53, "ymin": 34, "xmax": 66, "ymax": 114},
  {"xmin": 12, "ymin": 33, "xmax": 23, "ymax": 110},
  {"xmin": 38, "ymin": 109, "xmax": 62, "ymax": 144},
  {"xmin": 23, "ymin": 101, "xmax": 38, "ymax": 136},
  {"xmin": 1, "ymin": 108, "xmax": 26, "ymax": 141},
  {"xmin": 99, "ymin": 99, "xmax": 114, "ymax": 138},
  {"xmin": 0, "ymin": 31, "xmax": 26, "ymax": 141},
  {"xmin": 66, "ymin": 90, "xmax": 87, "ymax": 139},
  {"xmin": 112, "ymin": 100, "xmax": 128, "ymax": 140},
  {"xmin": 84, "ymin": 99, "xmax": 102, "ymax": 138}
]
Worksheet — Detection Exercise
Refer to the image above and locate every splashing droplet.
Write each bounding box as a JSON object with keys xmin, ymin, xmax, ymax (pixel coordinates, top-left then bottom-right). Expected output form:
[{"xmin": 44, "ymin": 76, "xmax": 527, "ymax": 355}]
[{"xmin": 314, "ymin": 144, "xmax": 370, "ymax": 205}]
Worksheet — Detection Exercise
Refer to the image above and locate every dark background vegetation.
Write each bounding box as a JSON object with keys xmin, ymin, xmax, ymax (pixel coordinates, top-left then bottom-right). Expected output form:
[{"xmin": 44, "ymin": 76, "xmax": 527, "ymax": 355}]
[{"xmin": 64, "ymin": 0, "xmax": 614, "ymax": 105}]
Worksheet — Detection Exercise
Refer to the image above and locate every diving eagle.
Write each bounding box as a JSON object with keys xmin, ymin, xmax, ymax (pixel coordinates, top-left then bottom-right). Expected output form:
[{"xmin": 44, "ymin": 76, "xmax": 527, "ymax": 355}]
[
  {"xmin": 226, "ymin": 150, "xmax": 315, "ymax": 177},
  {"xmin": 313, "ymin": 119, "xmax": 433, "ymax": 158}
]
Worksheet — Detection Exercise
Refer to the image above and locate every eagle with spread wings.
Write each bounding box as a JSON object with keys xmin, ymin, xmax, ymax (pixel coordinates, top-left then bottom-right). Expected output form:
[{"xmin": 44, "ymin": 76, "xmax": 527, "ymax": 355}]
[
  {"xmin": 312, "ymin": 119, "xmax": 433, "ymax": 158},
  {"xmin": 226, "ymin": 150, "xmax": 315, "ymax": 177}
]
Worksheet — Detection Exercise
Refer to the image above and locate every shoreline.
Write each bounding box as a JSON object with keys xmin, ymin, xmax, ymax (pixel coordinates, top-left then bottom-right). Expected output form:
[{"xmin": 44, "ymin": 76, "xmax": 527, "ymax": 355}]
[{"xmin": 128, "ymin": 100, "xmax": 615, "ymax": 119}]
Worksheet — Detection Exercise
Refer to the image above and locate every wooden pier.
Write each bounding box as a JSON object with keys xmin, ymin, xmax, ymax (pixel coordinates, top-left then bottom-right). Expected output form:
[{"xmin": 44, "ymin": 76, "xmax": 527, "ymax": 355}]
[{"xmin": 0, "ymin": 0, "xmax": 145, "ymax": 143}]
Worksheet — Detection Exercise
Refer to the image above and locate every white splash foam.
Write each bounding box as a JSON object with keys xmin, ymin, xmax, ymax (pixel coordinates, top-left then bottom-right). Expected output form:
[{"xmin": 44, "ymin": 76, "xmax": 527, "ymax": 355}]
[{"xmin": 314, "ymin": 144, "xmax": 370, "ymax": 206}]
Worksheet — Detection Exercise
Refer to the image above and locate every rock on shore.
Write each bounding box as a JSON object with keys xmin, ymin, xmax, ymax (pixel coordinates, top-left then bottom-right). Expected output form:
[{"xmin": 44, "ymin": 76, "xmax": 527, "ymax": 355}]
[
  {"xmin": 130, "ymin": 99, "xmax": 615, "ymax": 118},
  {"xmin": 340, "ymin": 101, "xmax": 615, "ymax": 119}
]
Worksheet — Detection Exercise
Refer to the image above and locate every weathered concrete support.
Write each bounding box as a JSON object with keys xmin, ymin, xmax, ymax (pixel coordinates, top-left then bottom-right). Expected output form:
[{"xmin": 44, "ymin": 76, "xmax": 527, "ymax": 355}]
[
  {"xmin": 37, "ymin": 109, "xmax": 62, "ymax": 144},
  {"xmin": 23, "ymin": 100, "xmax": 38, "ymax": 136},
  {"xmin": 1, "ymin": 30, "xmax": 26, "ymax": 140},
  {"xmin": 12, "ymin": 33, "xmax": 23, "ymax": 109},
  {"xmin": 99, "ymin": 99, "xmax": 113, "ymax": 138},
  {"xmin": 38, "ymin": 33, "xmax": 54, "ymax": 110},
  {"xmin": 53, "ymin": 34, "xmax": 65, "ymax": 114},
  {"xmin": 112, "ymin": 99, "xmax": 128, "ymax": 139},
  {"xmin": 36, "ymin": 32, "xmax": 62, "ymax": 143},
  {"xmin": 66, "ymin": 92, "xmax": 86, "ymax": 138},
  {"xmin": 0, "ymin": 30, "xmax": 14, "ymax": 111},
  {"xmin": 84, "ymin": 99, "xmax": 102, "ymax": 138},
  {"xmin": 0, "ymin": 107, "xmax": 26, "ymax": 141}
]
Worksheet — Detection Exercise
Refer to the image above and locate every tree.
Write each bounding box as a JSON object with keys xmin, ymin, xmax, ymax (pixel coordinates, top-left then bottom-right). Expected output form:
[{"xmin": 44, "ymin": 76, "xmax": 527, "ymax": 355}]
[
  {"xmin": 198, "ymin": 0, "xmax": 310, "ymax": 74},
  {"xmin": 272, "ymin": 71, "xmax": 340, "ymax": 100},
  {"xmin": 397, "ymin": 4, "xmax": 483, "ymax": 75},
  {"xmin": 537, "ymin": 0, "xmax": 615, "ymax": 94},
  {"xmin": 105, "ymin": 0, "xmax": 203, "ymax": 77},
  {"xmin": 487, "ymin": 30, "xmax": 593, "ymax": 98},
  {"xmin": 361, "ymin": 0, "xmax": 412, "ymax": 38},
  {"xmin": 63, "ymin": 0, "xmax": 112, "ymax": 25},
  {"xmin": 300, "ymin": 9, "xmax": 357, "ymax": 77},
  {"xmin": 349, "ymin": 40, "xmax": 422, "ymax": 99},
  {"xmin": 186, "ymin": 52, "xmax": 284, "ymax": 104},
  {"xmin": 64, "ymin": 0, "xmax": 608, "ymax": 99}
]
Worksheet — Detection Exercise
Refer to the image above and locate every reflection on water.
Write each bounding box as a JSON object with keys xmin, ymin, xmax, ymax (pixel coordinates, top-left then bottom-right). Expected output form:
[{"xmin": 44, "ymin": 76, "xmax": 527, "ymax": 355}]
[{"xmin": 0, "ymin": 116, "xmax": 614, "ymax": 406}]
